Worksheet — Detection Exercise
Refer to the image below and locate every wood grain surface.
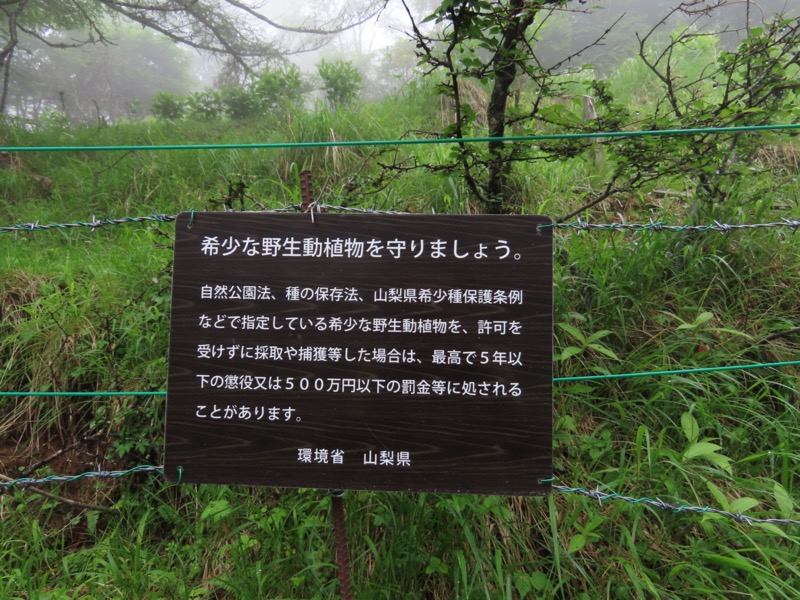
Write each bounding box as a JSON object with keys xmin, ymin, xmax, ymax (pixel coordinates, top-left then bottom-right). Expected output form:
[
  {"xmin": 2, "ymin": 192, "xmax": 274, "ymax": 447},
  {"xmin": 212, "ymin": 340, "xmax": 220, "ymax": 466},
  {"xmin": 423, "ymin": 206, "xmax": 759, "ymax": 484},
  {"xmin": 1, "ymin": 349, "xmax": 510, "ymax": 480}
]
[{"xmin": 165, "ymin": 212, "xmax": 552, "ymax": 495}]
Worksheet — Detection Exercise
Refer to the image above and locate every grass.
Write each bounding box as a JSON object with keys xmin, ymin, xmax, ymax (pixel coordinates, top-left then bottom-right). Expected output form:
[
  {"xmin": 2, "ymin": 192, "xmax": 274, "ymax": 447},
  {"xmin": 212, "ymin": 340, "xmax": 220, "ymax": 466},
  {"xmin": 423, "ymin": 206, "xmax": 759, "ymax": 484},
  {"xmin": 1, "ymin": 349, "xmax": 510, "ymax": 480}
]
[{"xmin": 1, "ymin": 68, "xmax": 799, "ymax": 598}]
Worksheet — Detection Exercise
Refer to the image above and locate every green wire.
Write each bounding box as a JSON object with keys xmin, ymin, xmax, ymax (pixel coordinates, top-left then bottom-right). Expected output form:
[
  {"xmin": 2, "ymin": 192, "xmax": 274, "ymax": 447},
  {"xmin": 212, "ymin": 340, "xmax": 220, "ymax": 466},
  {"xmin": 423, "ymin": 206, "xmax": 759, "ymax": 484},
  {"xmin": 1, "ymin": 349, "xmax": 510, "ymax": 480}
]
[
  {"xmin": 1, "ymin": 359, "xmax": 797, "ymax": 396},
  {"xmin": 1, "ymin": 123, "xmax": 797, "ymax": 153},
  {"xmin": 552, "ymin": 359, "xmax": 800, "ymax": 382},
  {"xmin": 0, "ymin": 391, "xmax": 168, "ymax": 397}
]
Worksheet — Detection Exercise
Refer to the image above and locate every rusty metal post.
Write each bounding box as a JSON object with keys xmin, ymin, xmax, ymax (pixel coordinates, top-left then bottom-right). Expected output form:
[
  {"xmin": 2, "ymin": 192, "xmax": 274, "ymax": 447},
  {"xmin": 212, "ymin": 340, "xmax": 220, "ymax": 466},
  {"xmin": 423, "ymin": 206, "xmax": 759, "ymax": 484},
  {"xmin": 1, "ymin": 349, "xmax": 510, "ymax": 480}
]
[
  {"xmin": 299, "ymin": 170, "xmax": 313, "ymax": 211},
  {"xmin": 330, "ymin": 491, "xmax": 353, "ymax": 600}
]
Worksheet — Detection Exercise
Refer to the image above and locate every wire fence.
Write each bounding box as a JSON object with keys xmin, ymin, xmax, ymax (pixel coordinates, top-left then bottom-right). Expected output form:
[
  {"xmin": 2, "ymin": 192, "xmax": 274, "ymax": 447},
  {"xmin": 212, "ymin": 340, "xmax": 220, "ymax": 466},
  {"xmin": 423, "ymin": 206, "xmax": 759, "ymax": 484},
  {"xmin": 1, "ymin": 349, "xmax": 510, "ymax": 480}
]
[
  {"xmin": 0, "ymin": 214, "xmax": 179, "ymax": 234},
  {"xmin": 543, "ymin": 218, "xmax": 800, "ymax": 233},
  {"xmin": 2, "ymin": 123, "xmax": 799, "ymax": 536},
  {"xmin": 2, "ymin": 466, "xmax": 798, "ymax": 529},
  {"xmin": 4, "ymin": 207, "xmax": 800, "ymax": 236},
  {"xmin": 550, "ymin": 485, "xmax": 800, "ymax": 528}
]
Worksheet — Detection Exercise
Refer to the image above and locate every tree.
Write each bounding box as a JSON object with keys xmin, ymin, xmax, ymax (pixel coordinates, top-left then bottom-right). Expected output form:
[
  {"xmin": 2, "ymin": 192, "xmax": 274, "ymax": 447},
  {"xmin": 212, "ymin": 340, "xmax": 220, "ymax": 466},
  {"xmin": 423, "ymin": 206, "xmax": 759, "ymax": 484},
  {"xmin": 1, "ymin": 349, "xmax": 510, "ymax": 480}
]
[
  {"xmin": 400, "ymin": 0, "xmax": 798, "ymax": 215},
  {"xmin": 8, "ymin": 25, "xmax": 194, "ymax": 121},
  {"xmin": 402, "ymin": 0, "xmax": 610, "ymax": 213},
  {"xmin": 371, "ymin": 39, "xmax": 420, "ymax": 98},
  {"xmin": 0, "ymin": 0, "xmax": 388, "ymax": 114},
  {"xmin": 578, "ymin": 2, "xmax": 800, "ymax": 222}
]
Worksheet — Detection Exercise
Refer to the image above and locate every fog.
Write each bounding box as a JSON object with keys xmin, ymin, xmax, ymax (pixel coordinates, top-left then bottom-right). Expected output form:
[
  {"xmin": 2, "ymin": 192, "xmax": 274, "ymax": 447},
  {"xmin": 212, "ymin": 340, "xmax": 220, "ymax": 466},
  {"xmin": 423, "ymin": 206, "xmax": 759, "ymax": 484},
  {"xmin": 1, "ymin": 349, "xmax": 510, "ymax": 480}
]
[{"xmin": 2, "ymin": 0, "xmax": 796, "ymax": 121}]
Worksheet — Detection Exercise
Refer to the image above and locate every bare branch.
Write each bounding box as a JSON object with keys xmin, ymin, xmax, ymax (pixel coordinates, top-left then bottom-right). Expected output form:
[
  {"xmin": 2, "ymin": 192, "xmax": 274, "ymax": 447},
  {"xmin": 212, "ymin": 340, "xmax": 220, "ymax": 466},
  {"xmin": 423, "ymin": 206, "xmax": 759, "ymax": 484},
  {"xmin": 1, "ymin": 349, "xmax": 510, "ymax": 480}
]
[
  {"xmin": 17, "ymin": 25, "xmax": 97, "ymax": 49},
  {"xmin": 556, "ymin": 180, "xmax": 625, "ymax": 223},
  {"xmin": 96, "ymin": 0, "xmax": 273, "ymax": 70},
  {"xmin": 69, "ymin": 0, "xmax": 113, "ymax": 44},
  {"xmin": 534, "ymin": 13, "xmax": 625, "ymax": 75},
  {"xmin": 20, "ymin": 436, "xmax": 100, "ymax": 478},
  {"xmin": 221, "ymin": 0, "xmax": 387, "ymax": 36}
]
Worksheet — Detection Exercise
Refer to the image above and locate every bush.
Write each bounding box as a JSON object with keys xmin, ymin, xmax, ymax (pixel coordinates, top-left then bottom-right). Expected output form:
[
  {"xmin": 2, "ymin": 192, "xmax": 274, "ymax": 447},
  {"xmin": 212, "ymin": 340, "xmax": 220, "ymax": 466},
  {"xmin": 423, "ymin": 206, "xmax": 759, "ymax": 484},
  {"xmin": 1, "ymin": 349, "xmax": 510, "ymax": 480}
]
[
  {"xmin": 210, "ymin": 66, "xmax": 307, "ymax": 120},
  {"xmin": 252, "ymin": 64, "xmax": 306, "ymax": 117},
  {"xmin": 317, "ymin": 59, "xmax": 362, "ymax": 110},
  {"xmin": 186, "ymin": 90, "xmax": 224, "ymax": 120},
  {"xmin": 221, "ymin": 86, "xmax": 262, "ymax": 120},
  {"xmin": 150, "ymin": 92, "xmax": 186, "ymax": 120}
]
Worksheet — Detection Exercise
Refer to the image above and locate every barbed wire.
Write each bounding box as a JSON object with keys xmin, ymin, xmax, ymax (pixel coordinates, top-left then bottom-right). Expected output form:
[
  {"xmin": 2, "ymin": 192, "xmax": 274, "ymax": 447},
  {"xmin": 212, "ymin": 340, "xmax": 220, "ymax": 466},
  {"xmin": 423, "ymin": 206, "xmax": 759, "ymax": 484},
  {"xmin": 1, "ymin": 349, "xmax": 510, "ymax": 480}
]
[
  {"xmin": 3, "ymin": 465, "xmax": 798, "ymax": 529},
  {"xmin": 308, "ymin": 206, "xmax": 800, "ymax": 231},
  {"xmin": 4, "ymin": 207, "xmax": 799, "ymax": 529},
  {"xmin": 544, "ymin": 218, "xmax": 800, "ymax": 232},
  {"xmin": 3, "ymin": 207, "xmax": 800, "ymax": 236},
  {"xmin": 0, "ymin": 206, "xmax": 288, "ymax": 235},
  {"xmin": 0, "ymin": 465, "xmax": 162, "ymax": 488},
  {"xmin": 0, "ymin": 214, "xmax": 178, "ymax": 234},
  {"xmin": 551, "ymin": 484, "xmax": 800, "ymax": 527},
  {"xmin": 302, "ymin": 203, "xmax": 408, "ymax": 215}
]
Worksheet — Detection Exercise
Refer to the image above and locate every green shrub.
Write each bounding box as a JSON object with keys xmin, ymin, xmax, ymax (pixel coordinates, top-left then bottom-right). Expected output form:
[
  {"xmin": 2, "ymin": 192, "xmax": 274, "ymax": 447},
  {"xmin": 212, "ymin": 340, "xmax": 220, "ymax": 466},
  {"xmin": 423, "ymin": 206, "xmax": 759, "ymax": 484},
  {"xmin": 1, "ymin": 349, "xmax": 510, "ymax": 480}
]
[
  {"xmin": 317, "ymin": 59, "xmax": 362, "ymax": 110},
  {"xmin": 186, "ymin": 90, "xmax": 224, "ymax": 120},
  {"xmin": 217, "ymin": 66, "xmax": 306, "ymax": 120},
  {"xmin": 150, "ymin": 92, "xmax": 186, "ymax": 120},
  {"xmin": 220, "ymin": 86, "xmax": 262, "ymax": 120},
  {"xmin": 251, "ymin": 64, "xmax": 306, "ymax": 116}
]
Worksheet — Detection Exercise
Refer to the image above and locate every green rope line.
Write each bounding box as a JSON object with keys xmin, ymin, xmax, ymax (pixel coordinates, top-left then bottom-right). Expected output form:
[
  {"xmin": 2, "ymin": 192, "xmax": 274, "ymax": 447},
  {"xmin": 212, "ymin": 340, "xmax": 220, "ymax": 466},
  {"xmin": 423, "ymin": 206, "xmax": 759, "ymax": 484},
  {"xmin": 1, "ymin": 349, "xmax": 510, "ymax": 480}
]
[
  {"xmin": 1, "ymin": 359, "xmax": 797, "ymax": 397},
  {"xmin": 1, "ymin": 123, "xmax": 797, "ymax": 153},
  {"xmin": 0, "ymin": 391, "xmax": 168, "ymax": 397},
  {"xmin": 552, "ymin": 359, "xmax": 800, "ymax": 382}
]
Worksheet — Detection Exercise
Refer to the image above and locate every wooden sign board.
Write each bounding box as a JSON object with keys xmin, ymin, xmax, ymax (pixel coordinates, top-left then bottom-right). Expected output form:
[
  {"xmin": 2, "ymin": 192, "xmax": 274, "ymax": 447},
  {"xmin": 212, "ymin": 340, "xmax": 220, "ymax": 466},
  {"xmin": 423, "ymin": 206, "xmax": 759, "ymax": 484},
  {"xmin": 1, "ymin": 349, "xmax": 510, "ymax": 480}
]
[{"xmin": 165, "ymin": 213, "xmax": 552, "ymax": 495}]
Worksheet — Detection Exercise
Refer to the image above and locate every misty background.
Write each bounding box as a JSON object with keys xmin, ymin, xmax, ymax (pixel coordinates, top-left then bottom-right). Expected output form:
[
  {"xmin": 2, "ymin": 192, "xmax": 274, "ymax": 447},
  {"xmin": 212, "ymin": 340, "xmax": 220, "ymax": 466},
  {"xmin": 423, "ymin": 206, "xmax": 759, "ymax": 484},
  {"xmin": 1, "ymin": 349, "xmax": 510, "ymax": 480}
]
[{"xmin": 2, "ymin": 0, "xmax": 796, "ymax": 123}]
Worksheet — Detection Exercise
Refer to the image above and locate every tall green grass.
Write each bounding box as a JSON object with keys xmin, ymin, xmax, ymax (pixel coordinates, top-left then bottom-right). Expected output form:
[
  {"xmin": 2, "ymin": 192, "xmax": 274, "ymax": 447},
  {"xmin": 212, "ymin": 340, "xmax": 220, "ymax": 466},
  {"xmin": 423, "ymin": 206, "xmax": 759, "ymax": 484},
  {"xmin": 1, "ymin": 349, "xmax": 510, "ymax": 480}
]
[{"xmin": 1, "ymin": 70, "xmax": 799, "ymax": 599}]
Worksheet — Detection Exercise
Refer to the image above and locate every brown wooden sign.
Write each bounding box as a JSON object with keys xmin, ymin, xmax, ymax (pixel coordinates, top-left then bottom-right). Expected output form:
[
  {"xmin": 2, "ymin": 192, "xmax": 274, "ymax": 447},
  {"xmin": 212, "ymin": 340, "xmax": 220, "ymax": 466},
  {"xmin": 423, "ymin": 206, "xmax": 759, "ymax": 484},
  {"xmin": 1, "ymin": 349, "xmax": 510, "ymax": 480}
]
[{"xmin": 165, "ymin": 212, "xmax": 552, "ymax": 495}]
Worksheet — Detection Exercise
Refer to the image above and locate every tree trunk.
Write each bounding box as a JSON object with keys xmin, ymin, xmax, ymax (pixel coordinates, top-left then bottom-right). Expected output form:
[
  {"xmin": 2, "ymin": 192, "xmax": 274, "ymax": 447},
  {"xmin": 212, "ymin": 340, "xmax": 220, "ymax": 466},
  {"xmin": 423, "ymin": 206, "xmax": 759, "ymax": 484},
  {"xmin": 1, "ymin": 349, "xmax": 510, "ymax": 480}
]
[
  {"xmin": 1, "ymin": 47, "xmax": 14, "ymax": 115},
  {"xmin": 484, "ymin": 1, "xmax": 537, "ymax": 213},
  {"xmin": 0, "ymin": 6, "xmax": 21, "ymax": 115}
]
